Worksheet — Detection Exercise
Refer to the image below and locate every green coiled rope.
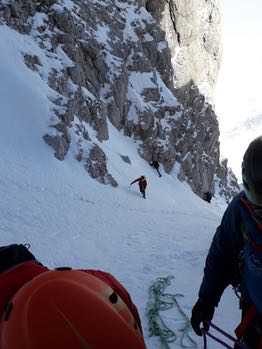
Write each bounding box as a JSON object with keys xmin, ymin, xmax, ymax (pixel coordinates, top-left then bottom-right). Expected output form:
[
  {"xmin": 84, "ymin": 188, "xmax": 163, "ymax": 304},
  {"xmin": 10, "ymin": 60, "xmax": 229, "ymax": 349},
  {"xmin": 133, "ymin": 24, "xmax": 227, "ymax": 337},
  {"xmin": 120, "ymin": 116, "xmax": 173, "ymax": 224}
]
[{"xmin": 146, "ymin": 276, "xmax": 197, "ymax": 349}]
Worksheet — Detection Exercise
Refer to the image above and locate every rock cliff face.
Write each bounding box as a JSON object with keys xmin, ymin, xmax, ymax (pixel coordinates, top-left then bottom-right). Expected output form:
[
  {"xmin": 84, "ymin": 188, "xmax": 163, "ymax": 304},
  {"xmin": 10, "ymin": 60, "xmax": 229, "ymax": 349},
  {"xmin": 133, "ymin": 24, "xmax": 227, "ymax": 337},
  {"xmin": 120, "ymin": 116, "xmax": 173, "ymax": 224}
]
[
  {"xmin": 0, "ymin": 0, "xmax": 239, "ymax": 200},
  {"xmin": 144, "ymin": 0, "xmax": 222, "ymax": 99},
  {"xmin": 142, "ymin": 0, "xmax": 239, "ymax": 198},
  {"xmin": 215, "ymin": 159, "xmax": 240, "ymax": 203}
]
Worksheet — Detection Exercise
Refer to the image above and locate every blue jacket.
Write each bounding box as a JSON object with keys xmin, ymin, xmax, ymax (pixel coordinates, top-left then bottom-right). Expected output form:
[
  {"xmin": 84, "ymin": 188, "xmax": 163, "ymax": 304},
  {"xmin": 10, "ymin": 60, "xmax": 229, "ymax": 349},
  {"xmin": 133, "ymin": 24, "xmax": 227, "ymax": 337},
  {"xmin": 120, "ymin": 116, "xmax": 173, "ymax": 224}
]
[{"xmin": 198, "ymin": 191, "xmax": 255, "ymax": 307}]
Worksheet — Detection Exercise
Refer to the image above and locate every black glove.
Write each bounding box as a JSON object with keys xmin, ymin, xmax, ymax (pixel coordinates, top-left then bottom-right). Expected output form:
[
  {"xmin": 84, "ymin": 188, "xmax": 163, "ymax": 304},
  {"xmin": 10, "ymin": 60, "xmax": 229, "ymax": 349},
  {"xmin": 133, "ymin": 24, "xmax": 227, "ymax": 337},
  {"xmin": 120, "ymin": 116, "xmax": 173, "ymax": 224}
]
[
  {"xmin": 0, "ymin": 244, "xmax": 36, "ymax": 273},
  {"xmin": 191, "ymin": 299, "xmax": 215, "ymax": 336}
]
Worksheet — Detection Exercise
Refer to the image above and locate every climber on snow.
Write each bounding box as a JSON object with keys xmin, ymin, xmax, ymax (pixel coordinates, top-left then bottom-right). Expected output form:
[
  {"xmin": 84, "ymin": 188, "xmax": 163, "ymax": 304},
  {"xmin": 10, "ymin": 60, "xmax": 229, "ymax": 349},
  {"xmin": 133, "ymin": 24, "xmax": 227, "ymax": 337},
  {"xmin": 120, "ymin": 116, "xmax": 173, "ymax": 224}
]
[
  {"xmin": 130, "ymin": 176, "xmax": 147, "ymax": 199},
  {"xmin": 191, "ymin": 136, "xmax": 262, "ymax": 349},
  {"xmin": 150, "ymin": 160, "xmax": 162, "ymax": 177},
  {"xmin": 203, "ymin": 191, "xmax": 212, "ymax": 203},
  {"xmin": 0, "ymin": 244, "xmax": 147, "ymax": 349}
]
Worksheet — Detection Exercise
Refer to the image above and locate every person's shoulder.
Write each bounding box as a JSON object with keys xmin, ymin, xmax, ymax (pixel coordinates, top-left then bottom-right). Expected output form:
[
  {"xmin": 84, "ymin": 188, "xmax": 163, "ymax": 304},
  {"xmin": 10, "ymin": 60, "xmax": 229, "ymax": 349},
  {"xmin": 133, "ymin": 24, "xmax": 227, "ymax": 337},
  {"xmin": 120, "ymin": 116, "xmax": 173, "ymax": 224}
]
[
  {"xmin": 231, "ymin": 191, "xmax": 245, "ymax": 204},
  {"xmin": 219, "ymin": 192, "xmax": 244, "ymax": 237},
  {"xmin": 225, "ymin": 191, "xmax": 244, "ymax": 215}
]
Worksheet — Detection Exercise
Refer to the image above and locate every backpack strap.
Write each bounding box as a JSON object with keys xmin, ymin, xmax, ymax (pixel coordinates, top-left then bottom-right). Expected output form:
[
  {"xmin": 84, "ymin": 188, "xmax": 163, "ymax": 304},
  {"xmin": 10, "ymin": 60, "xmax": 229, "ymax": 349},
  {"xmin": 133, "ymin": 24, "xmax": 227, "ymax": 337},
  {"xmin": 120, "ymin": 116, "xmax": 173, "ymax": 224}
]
[
  {"xmin": 237, "ymin": 200, "xmax": 262, "ymax": 347},
  {"xmin": 240, "ymin": 221, "xmax": 248, "ymax": 242},
  {"xmin": 235, "ymin": 305, "xmax": 257, "ymax": 339},
  {"xmin": 240, "ymin": 198, "xmax": 262, "ymax": 252},
  {"xmin": 241, "ymin": 220, "xmax": 262, "ymax": 252}
]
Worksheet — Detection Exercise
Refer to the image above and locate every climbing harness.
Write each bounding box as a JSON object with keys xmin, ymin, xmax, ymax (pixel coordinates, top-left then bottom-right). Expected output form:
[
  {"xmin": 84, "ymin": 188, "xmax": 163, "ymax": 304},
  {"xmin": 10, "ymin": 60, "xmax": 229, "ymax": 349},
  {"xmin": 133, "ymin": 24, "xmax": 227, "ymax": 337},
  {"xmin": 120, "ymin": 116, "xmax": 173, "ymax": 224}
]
[
  {"xmin": 202, "ymin": 322, "xmax": 248, "ymax": 349},
  {"xmin": 146, "ymin": 276, "xmax": 197, "ymax": 348}
]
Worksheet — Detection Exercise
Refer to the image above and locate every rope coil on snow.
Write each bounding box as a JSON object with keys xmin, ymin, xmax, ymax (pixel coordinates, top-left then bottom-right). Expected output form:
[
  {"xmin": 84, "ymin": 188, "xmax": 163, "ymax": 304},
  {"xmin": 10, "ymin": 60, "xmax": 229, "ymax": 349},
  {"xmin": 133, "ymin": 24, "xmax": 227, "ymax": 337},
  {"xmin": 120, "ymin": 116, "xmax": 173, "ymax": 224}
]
[{"xmin": 146, "ymin": 276, "xmax": 197, "ymax": 349}]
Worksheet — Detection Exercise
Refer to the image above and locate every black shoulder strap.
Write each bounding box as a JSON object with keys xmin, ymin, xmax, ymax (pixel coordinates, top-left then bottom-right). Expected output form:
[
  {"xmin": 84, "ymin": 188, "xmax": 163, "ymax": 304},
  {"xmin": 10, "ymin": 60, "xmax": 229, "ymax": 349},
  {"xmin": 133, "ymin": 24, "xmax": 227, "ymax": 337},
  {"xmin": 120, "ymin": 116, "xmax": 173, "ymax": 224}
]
[{"xmin": 240, "ymin": 221, "xmax": 249, "ymax": 243}]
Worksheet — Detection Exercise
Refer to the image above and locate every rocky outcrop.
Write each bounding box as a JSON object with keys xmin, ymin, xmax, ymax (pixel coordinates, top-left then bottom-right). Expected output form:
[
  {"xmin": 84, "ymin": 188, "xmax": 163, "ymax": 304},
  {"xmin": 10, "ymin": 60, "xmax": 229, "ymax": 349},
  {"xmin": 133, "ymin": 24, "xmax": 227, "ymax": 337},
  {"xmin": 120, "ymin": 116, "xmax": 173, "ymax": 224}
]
[
  {"xmin": 43, "ymin": 125, "xmax": 70, "ymax": 161},
  {"xmin": 174, "ymin": 82, "xmax": 220, "ymax": 195},
  {"xmin": 215, "ymin": 159, "xmax": 240, "ymax": 203},
  {"xmin": 138, "ymin": 0, "xmax": 238, "ymax": 198},
  {"xmin": 144, "ymin": 0, "xmax": 222, "ymax": 99},
  {"xmin": 0, "ymin": 0, "xmax": 239, "ymax": 199},
  {"xmin": 85, "ymin": 144, "xmax": 118, "ymax": 187}
]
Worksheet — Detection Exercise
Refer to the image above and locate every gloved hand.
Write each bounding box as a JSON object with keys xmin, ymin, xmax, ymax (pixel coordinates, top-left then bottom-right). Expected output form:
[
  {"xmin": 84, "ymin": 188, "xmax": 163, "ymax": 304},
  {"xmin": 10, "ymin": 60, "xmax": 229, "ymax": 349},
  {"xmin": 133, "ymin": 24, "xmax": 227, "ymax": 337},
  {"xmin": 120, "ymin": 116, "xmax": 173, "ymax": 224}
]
[{"xmin": 191, "ymin": 299, "xmax": 215, "ymax": 336}]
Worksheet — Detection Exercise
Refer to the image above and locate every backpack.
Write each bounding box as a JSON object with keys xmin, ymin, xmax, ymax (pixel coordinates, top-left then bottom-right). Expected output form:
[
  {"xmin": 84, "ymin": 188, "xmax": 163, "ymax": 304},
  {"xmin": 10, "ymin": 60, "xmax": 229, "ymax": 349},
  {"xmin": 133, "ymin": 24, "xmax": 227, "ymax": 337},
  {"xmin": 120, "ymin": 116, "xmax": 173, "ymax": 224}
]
[
  {"xmin": 239, "ymin": 198, "xmax": 262, "ymax": 313},
  {"xmin": 235, "ymin": 198, "xmax": 262, "ymax": 347},
  {"xmin": 0, "ymin": 244, "xmax": 36, "ymax": 273}
]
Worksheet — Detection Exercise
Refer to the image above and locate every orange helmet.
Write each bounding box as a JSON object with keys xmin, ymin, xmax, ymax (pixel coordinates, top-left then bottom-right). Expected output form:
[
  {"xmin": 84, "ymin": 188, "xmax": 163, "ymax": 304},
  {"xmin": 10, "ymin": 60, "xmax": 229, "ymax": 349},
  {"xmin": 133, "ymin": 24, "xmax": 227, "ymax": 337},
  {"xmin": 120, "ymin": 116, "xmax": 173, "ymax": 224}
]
[{"xmin": 0, "ymin": 270, "xmax": 147, "ymax": 349}]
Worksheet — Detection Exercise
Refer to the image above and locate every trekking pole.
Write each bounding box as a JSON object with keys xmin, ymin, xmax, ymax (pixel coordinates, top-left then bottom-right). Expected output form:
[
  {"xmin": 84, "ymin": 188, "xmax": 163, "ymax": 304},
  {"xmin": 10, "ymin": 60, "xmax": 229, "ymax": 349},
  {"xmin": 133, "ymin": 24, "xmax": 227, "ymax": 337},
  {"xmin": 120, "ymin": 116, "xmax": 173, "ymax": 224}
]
[
  {"xmin": 202, "ymin": 322, "xmax": 248, "ymax": 349},
  {"xmin": 209, "ymin": 323, "xmax": 237, "ymax": 342},
  {"xmin": 203, "ymin": 330, "xmax": 234, "ymax": 349}
]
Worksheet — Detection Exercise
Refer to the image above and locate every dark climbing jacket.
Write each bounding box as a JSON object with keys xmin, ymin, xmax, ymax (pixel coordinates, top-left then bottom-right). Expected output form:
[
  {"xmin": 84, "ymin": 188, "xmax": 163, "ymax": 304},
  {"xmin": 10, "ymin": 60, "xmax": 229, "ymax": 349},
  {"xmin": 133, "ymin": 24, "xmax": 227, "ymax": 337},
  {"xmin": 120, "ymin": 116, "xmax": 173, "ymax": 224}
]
[
  {"xmin": 198, "ymin": 191, "xmax": 262, "ymax": 347},
  {"xmin": 131, "ymin": 177, "xmax": 147, "ymax": 192},
  {"xmin": 150, "ymin": 161, "xmax": 159, "ymax": 170},
  {"xmin": 199, "ymin": 192, "xmax": 247, "ymax": 306},
  {"xmin": 203, "ymin": 192, "xmax": 212, "ymax": 203}
]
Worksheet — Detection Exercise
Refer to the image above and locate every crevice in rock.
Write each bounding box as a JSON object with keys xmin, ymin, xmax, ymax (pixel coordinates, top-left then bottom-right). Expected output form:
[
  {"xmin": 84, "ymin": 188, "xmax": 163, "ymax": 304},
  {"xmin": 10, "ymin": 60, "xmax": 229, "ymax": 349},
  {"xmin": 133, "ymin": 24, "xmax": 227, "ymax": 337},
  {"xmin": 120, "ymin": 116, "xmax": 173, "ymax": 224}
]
[{"xmin": 164, "ymin": 0, "xmax": 181, "ymax": 45}]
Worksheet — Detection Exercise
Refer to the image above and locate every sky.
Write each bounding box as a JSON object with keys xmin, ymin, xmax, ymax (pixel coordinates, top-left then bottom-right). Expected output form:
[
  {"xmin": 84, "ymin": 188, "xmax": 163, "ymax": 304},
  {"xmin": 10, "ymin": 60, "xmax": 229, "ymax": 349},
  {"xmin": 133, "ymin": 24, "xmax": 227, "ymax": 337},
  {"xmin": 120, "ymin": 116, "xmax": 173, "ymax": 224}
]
[{"xmin": 215, "ymin": 0, "xmax": 262, "ymax": 179}]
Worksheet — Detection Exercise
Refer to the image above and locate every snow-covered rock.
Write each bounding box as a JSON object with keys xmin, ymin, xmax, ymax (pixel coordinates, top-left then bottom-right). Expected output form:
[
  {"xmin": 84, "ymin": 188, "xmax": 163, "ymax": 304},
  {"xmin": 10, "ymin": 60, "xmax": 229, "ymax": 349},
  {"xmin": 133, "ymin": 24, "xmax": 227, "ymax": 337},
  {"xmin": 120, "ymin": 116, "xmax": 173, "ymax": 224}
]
[
  {"xmin": 215, "ymin": 159, "xmax": 240, "ymax": 203},
  {"xmin": 0, "ymin": 0, "xmax": 239, "ymax": 200}
]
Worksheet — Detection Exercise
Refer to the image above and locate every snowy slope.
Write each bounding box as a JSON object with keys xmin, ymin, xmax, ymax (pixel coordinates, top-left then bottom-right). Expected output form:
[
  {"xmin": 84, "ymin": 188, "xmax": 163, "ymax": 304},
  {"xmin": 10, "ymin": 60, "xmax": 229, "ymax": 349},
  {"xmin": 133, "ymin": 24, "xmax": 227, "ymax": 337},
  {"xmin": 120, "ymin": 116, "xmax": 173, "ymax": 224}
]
[{"xmin": 0, "ymin": 24, "xmax": 240, "ymax": 349}]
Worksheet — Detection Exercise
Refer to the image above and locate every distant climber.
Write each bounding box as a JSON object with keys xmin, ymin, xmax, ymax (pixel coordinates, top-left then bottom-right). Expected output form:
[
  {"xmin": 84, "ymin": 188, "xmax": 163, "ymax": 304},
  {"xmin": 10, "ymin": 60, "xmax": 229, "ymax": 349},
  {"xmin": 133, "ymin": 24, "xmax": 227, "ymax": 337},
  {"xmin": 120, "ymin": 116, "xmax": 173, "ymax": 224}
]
[
  {"xmin": 0, "ymin": 244, "xmax": 147, "ymax": 349},
  {"xmin": 191, "ymin": 136, "xmax": 262, "ymax": 349},
  {"xmin": 203, "ymin": 191, "xmax": 212, "ymax": 203},
  {"xmin": 150, "ymin": 161, "xmax": 162, "ymax": 177},
  {"xmin": 130, "ymin": 176, "xmax": 147, "ymax": 199}
]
